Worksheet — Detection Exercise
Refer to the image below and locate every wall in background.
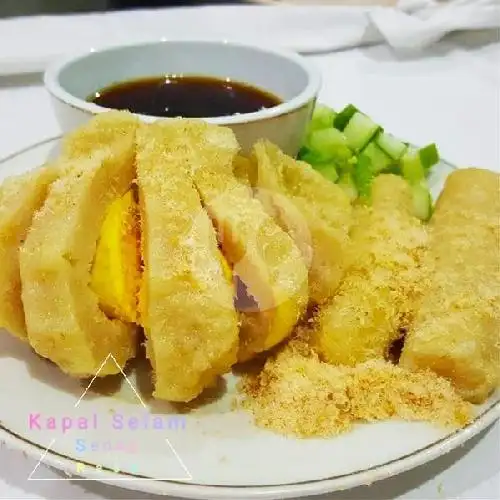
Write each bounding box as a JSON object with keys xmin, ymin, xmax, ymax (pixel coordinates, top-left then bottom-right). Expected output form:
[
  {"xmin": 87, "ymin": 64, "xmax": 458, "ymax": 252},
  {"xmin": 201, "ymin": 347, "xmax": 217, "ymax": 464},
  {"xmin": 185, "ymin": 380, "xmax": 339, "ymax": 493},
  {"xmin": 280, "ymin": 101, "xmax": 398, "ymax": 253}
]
[
  {"xmin": 0, "ymin": 0, "xmax": 109, "ymax": 18},
  {"xmin": 0, "ymin": 0, "xmax": 241, "ymax": 18}
]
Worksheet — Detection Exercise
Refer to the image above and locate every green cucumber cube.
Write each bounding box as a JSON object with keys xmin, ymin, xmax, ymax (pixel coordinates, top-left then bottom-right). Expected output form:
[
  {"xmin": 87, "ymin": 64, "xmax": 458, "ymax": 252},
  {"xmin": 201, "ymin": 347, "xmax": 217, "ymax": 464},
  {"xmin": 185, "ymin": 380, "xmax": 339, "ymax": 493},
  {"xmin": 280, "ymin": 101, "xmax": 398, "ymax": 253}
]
[
  {"xmin": 310, "ymin": 104, "xmax": 337, "ymax": 131},
  {"xmin": 297, "ymin": 146, "xmax": 310, "ymax": 160},
  {"xmin": 308, "ymin": 128, "xmax": 353, "ymax": 162},
  {"xmin": 337, "ymin": 155, "xmax": 358, "ymax": 173},
  {"xmin": 338, "ymin": 172, "xmax": 358, "ymax": 202},
  {"xmin": 419, "ymin": 143, "xmax": 440, "ymax": 169},
  {"xmin": 299, "ymin": 150, "xmax": 324, "ymax": 166},
  {"xmin": 376, "ymin": 132, "xmax": 408, "ymax": 160},
  {"xmin": 334, "ymin": 104, "xmax": 358, "ymax": 131},
  {"xmin": 401, "ymin": 150, "xmax": 426, "ymax": 184},
  {"xmin": 343, "ymin": 112, "xmax": 381, "ymax": 152},
  {"xmin": 384, "ymin": 164, "xmax": 403, "ymax": 176},
  {"xmin": 314, "ymin": 162, "xmax": 339, "ymax": 183},
  {"xmin": 353, "ymin": 155, "xmax": 375, "ymax": 200},
  {"xmin": 412, "ymin": 183, "xmax": 433, "ymax": 221},
  {"xmin": 359, "ymin": 142, "xmax": 393, "ymax": 173}
]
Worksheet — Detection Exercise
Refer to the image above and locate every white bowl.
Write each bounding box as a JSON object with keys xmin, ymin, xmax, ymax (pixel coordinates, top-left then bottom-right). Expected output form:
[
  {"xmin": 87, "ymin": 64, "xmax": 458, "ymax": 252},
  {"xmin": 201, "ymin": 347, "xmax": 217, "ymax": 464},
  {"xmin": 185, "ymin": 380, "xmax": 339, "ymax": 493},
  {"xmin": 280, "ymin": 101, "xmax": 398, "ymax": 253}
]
[{"xmin": 44, "ymin": 40, "xmax": 321, "ymax": 156}]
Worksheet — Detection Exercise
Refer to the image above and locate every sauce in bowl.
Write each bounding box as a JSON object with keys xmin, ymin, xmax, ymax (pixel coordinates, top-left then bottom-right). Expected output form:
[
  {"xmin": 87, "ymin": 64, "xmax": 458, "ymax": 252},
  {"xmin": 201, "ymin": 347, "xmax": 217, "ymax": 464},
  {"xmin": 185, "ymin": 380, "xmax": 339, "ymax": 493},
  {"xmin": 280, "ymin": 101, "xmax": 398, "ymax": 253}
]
[{"xmin": 89, "ymin": 75, "xmax": 282, "ymax": 118}]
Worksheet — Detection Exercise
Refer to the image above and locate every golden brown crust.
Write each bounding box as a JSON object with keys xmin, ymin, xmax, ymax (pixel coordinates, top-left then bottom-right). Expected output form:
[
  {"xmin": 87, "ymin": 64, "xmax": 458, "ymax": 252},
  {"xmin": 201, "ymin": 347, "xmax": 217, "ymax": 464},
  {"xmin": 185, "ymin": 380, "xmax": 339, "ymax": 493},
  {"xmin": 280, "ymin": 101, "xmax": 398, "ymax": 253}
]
[
  {"xmin": 20, "ymin": 123, "xmax": 138, "ymax": 377},
  {"xmin": 153, "ymin": 122, "xmax": 309, "ymax": 362},
  {"xmin": 312, "ymin": 175, "xmax": 428, "ymax": 366},
  {"xmin": 136, "ymin": 121, "xmax": 239, "ymax": 402},
  {"xmin": 0, "ymin": 165, "xmax": 60, "ymax": 339},
  {"xmin": 400, "ymin": 168, "xmax": 500, "ymax": 403},
  {"xmin": 252, "ymin": 140, "xmax": 352, "ymax": 305},
  {"xmin": 60, "ymin": 111, "xmax": 140, "ymax": 159},
  {"xmin": 233, "ymin": 155, "xmax": 256, "ymax": 187}
]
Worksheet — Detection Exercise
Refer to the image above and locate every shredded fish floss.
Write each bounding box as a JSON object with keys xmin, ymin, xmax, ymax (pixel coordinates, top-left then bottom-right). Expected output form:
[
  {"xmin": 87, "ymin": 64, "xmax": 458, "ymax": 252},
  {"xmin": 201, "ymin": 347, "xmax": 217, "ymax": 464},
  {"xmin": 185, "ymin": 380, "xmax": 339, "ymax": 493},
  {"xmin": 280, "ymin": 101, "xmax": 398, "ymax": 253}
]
[{"xmin": 240, "ymin": 338, "xmax": 472, "ymax": 438}]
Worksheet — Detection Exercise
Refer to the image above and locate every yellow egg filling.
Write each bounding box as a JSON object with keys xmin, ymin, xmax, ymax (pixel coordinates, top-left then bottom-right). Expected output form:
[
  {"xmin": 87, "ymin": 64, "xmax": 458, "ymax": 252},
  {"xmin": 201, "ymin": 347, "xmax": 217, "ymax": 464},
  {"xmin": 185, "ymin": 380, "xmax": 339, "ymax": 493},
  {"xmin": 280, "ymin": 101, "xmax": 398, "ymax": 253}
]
[
  {"xmin": 90, "ymin": 189, "xmax": 141, "ymax": 324},
  {"xmin": 90, "ymin": 190, "xmax": 234, "ymax": 325}
]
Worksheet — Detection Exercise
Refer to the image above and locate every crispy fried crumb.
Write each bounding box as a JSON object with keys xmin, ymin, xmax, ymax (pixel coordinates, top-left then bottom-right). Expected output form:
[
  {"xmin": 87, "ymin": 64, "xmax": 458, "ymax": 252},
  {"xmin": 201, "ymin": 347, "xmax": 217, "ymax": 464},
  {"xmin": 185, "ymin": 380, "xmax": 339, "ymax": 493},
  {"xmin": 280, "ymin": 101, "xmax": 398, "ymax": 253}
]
[
  {"xmin": 400, "ymin": 168, "xmax": 500, "ymax": 404},
  {"xmin": 240, "ymin": 341, "xmax": 472, "ymax": 438},
  {"xmin": 312, "ymin": 175, "xmax": 429, "ymax": 367}
]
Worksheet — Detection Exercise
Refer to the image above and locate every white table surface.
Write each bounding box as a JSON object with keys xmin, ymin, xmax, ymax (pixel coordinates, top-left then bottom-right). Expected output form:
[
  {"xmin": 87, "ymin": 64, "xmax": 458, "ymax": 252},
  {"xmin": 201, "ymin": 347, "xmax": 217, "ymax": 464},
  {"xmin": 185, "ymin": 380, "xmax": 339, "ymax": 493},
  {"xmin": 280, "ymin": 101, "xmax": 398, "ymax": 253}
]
[{"xmin": 0, "ymin": 9, "xmax": 499, "ymax": 499}]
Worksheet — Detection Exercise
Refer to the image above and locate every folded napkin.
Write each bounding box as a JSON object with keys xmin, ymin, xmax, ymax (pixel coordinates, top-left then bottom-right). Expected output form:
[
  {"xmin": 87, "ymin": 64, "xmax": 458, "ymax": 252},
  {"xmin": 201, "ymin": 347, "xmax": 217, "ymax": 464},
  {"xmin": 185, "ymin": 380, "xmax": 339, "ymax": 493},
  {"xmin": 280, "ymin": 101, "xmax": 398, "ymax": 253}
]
[
  {"xmin": 0, "ymin": 1, "xmax": 498, "ymax": 75},
  {"xmin": 374, "ymin": 0, "xmax": 500, "ymax": 48}
]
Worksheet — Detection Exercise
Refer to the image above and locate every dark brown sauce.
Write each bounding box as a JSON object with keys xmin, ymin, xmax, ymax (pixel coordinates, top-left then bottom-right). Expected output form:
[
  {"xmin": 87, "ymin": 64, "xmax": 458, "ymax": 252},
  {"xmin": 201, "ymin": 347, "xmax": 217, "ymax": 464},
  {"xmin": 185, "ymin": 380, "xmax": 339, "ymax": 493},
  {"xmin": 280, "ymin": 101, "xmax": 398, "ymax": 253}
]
[{"xmin": 89, "ymin": 75, "xmax": 282, "ymax": 118}]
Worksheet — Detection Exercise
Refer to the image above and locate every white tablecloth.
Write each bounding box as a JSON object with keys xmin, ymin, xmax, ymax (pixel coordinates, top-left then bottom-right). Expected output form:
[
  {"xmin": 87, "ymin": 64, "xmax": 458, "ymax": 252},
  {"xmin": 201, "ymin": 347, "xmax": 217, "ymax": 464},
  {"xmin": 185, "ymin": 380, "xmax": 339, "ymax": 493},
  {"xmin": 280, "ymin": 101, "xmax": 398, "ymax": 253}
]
[{"xmin": 0, "ymin": 9, "xmax": 499, "ymax": 499}]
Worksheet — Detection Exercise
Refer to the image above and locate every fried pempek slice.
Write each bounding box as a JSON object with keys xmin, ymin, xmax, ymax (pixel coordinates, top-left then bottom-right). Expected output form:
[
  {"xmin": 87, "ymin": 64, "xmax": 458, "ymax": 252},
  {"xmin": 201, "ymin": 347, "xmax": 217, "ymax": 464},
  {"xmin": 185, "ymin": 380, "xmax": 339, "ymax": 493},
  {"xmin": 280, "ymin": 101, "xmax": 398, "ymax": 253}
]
[
  {"xmin": 252, "ymin": 140, "xmax": 352, "ymax": 305},
  {"xmin": 401, "ymin": 168, "xmax": 500, "ymax": 403},
  {"xmin": 60, "ymin": 110, "xmax": 140, "ymax": 159},
  {"xmin": 136, "ymin": 122, "xmax": 239, "ymax": 402},
  {"xmin": 20, "ymin": 127, "xmax": 138, "ymax": 377},
  {"xmin": 147, "ymin": 120, "xmax": 308, "ymax": 362},
  {"xmin": 312, "ymin": 175, "xmax": 428, "ymax": 367},
  {"xmin": 0, "ymin": 165, "xmax": 60, "ymax": 339}
]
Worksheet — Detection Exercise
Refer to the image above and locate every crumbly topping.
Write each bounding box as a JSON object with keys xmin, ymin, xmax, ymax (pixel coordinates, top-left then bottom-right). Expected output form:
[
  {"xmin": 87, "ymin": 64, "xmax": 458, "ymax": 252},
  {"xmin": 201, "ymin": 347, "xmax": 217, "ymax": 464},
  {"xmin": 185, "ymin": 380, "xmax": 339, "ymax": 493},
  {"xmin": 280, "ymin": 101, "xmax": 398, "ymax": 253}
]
[
  {"xmin": 311, "ymin": 175, "xmax": 429, "ymax": 366},
  {"xmin": 240, "ymin": 338, "xmax": 472, "ymax": 438}
]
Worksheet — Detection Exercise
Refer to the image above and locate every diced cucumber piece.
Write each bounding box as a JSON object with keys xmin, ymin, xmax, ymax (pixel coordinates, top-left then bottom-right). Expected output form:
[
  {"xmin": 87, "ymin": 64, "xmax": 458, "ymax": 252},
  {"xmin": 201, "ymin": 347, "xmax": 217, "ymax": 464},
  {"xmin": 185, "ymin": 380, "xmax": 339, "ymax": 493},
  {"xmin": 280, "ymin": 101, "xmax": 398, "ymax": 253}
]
[
  {"xmin": 338, "ymin": 172, "xmax": 358, "ymax": 202},
  {"xmin": 343, "ymin": 112, "xmax": 381, "ymax": 152},
  {"xmin": 376, "ymin": 132, "xmax": 408, "ymax": 160},
  {"xmin": 308, "ymin": 128, "xmax": 354, "ymax": 162},
  {"xmin": 352, "ymin": 155, "xmax": 375, "ymax": 200},
  {"xmin": 383, "ymin": 164, "xmax": 403, "ymax": 176},
  {"xmin": 329, "ymin": 155, "xmax": 358, "ymax": 176},
  {"xmin": 299, "ymin": 150, "xmax": 324, "ymax": 166},
  {"xmin": 302, "ymin": 129, "xmax": 315, "ymax": 151},
  {"xmin": 314, "ymin": 162, "xmax": 339, "ymax": 183},
  {"xmin": 359, "ymin": 142, "xmax": 393, "ymax": 173},
  {"xmin": 297, "ymin": 146, "xmax": 310, "ymax": 160},
  {"xmin": 412, "ymin": 183, "xmax": 433, "ymax": 221},
  {"xmin": 334, "ymin": 104, "xmax": 358, "ymax": 131},
  {"xmin": 310, "ymin": 104, "xmax": 337, "ymax": 131},
  {"xmin": 401, "ymin": 149, "xmax": 426, "ymax": 184},
  {"xmin": 400, "ymin": 144, "xmax": 440, "ymax": 182},
  {"xmin": 339, "ymin": 154, "xmax": 358, "ymax": 172},
  {"xmin": 419, "ymin": 143, "xmax": 440, "ymax": 169}
]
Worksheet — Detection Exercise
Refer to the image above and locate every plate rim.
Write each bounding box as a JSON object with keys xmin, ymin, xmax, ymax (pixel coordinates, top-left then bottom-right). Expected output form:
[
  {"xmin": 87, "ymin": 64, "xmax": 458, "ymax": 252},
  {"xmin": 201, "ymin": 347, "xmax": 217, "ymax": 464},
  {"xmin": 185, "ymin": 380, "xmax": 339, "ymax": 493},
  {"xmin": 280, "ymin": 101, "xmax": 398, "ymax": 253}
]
[
  {"xmin": 0, "ymin": 137, "xmax": 498, "ymax": 499},
  {"xmin": 1, "ymin": 400, "xmax": 498, "ymax": 499}
]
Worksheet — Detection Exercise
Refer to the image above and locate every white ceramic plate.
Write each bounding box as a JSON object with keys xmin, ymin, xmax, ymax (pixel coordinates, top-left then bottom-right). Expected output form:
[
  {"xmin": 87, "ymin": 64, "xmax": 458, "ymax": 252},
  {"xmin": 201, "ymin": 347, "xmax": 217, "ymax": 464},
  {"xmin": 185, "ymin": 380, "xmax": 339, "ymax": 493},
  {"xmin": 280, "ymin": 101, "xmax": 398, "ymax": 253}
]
[{"xmin": 0, "ymin": 137, "xmax": 498, "ymax": 500}]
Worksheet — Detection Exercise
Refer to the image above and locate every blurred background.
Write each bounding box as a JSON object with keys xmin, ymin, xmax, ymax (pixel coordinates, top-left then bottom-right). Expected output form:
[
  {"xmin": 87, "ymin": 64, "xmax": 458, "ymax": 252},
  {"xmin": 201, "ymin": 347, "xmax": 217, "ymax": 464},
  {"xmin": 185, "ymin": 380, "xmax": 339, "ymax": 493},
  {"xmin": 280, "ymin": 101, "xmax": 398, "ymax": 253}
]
[{"xmin": 0, "ymin": 0, "xmax": 250, "ymax": 18}]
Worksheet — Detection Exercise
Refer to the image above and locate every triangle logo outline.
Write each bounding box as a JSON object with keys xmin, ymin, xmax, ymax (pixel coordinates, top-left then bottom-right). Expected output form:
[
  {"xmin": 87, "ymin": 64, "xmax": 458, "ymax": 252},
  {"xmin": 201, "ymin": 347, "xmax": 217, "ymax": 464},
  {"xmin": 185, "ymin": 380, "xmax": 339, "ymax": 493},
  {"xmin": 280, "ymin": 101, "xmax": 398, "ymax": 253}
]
[{"xmin": 27, "ymin": 353, "xmax": 193, "ymax": 482}]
